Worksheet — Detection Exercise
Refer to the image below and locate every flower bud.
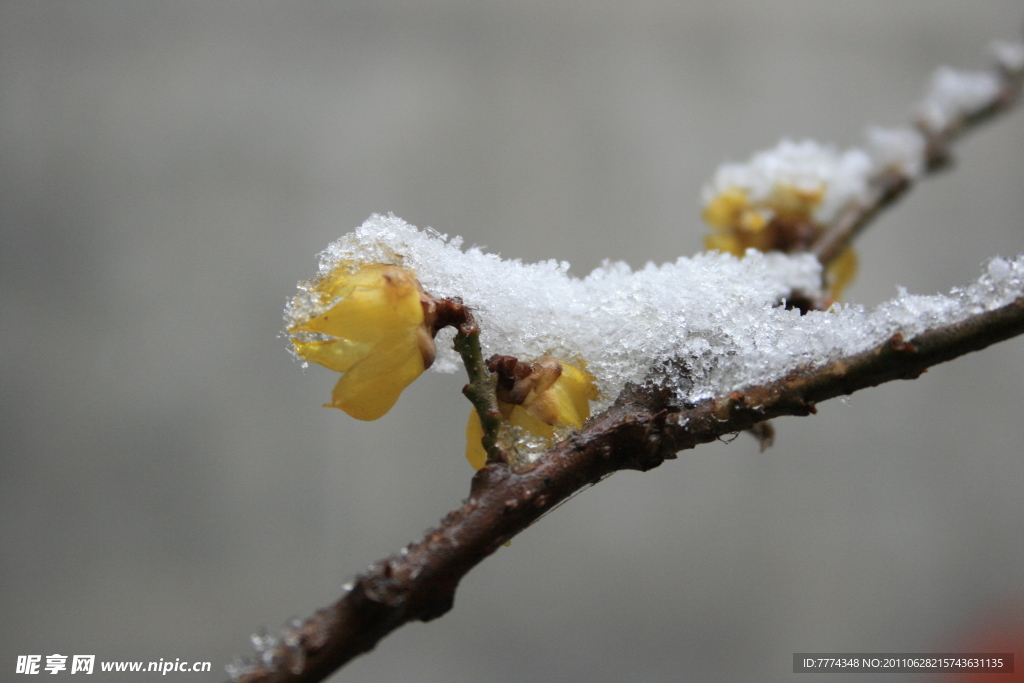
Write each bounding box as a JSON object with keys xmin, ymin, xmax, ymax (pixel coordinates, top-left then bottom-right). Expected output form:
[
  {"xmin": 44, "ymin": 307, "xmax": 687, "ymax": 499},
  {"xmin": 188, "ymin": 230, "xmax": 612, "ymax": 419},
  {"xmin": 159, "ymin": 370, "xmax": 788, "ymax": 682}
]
[
  {"xmin": 465, "ymin": 357, "xmax": 598, "ymax": 470},
  {"xmin": 702, "ymin": 183, "xmax": 856, "ymax": 299},
  {"xmin": 701, "ymin": 139, "xmax": 870, "ymax": 299}
]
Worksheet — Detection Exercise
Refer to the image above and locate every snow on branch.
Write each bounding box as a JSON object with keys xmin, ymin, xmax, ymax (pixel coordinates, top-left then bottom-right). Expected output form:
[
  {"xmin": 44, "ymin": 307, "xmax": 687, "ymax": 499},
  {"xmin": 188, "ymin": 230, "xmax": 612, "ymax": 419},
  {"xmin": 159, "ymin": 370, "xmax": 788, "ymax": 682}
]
[{"xmin": 290, "ymin": 216, "xmax": 1022, "ymax": 428}]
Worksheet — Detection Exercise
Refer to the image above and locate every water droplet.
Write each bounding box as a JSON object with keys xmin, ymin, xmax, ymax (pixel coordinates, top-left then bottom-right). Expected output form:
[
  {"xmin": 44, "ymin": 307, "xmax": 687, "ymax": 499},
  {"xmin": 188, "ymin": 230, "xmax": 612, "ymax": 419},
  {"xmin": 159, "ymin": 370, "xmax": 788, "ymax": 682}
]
[{"xmin": 250, "ymin": 627, "xmax": 270, "ymax": 652}]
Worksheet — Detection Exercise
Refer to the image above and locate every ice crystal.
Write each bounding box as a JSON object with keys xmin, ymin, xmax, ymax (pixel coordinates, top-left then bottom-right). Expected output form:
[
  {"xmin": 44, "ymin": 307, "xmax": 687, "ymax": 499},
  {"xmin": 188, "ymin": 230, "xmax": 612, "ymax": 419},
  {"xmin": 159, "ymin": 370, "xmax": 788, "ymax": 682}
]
[{"xmin": 290, "ymin": 215, "xmax": 1024, "ymax": 413}]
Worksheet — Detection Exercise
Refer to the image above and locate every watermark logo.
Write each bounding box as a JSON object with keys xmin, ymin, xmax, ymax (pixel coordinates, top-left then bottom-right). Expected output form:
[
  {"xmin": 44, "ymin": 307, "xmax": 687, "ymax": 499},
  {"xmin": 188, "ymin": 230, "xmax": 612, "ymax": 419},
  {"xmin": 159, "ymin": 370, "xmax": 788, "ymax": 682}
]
[
  {"xmin": 16, "ymin": 655, "xmax": 210, "ymax": 675},
  {"xmin": 70, "ymin": 657, "xmax": 94, "ymax": 675},
  {"xmin": 15, "ymin": 656, "xmax": 40, "ymax": 675}
]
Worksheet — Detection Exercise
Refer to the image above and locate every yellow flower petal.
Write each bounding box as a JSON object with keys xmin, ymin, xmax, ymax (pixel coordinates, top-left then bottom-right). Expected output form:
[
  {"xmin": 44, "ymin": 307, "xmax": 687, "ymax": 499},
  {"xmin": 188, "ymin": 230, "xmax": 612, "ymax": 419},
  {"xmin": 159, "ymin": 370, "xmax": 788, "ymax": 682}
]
[
  {"xmin": 703, "ymin": 233, "xmax": 743, "ymax": 256},
  {"xmin": 510, "ymin": 404, "xmax": 556, "ymax": 439},
  {"xmin": 291, "ymin": 264, "xmax": 424, "ymax": 342},
  {"xmin": 465, "ymin": 411, "xmax": 487, "ymax": 471},
  {"xmin": 327, "ymin": 333, "xmax": 426, "ymax": 420},
  {"xmin": 547, "ymin": 361, "xmax": 599, "ymax": 426},
  {"xmin": 701, "ymin": 184, "xmax": 856, "ymax": 299},
  {"xmin": 291, "ymin": 337, "xmax": 370, "ymax": 374},
  {"xmin": 702, "ymin": 187, "xmax": 751, "ymax": 230},
  {"xmin": 768, "ymin": 183, "xmax": 824, "ymax": 218},
  {"xmin": 464, "ymin": 404, "xmax": 556, "ymax": 471},
  {"xmin": 826, "ymin": 246, "xmax": 858, "ymax": 301}
]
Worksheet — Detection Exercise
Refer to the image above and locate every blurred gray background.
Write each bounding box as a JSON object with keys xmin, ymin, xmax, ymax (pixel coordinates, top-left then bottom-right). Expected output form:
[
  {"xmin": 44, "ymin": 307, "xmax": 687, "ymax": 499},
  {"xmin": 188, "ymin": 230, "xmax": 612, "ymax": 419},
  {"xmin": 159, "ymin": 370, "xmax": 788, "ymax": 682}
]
[{"xmin": 3, "ymin": 2, "xmax": 1023, "ymax": 682}]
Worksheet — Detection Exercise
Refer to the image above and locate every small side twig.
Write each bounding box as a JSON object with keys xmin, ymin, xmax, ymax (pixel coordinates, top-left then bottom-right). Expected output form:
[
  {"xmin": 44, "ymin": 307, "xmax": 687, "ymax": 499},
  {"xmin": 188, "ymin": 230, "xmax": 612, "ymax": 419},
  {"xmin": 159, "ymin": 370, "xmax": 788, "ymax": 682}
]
[
  {"xmin": 813, "ymin": 171, "xmax": 911, "ymax": 268},
  {"xmin": 430, "ymin": 297, "xmax": 510, "ymax": 465},
  {"xmin": 814, "ymin": 57, "xmax": 1022, "ymax": 267},
  {"xmin": 453, "ymin": 324, "xmax": 508, "ymax": 465}
]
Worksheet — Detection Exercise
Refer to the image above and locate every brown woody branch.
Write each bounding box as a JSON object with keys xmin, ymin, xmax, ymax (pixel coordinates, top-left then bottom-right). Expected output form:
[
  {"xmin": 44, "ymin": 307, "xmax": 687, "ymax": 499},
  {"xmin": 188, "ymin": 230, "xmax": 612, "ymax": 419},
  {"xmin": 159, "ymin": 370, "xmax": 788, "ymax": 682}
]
[{"xmin": 231, "ymin": 295, "xmax": 1024, "ymax": 683}]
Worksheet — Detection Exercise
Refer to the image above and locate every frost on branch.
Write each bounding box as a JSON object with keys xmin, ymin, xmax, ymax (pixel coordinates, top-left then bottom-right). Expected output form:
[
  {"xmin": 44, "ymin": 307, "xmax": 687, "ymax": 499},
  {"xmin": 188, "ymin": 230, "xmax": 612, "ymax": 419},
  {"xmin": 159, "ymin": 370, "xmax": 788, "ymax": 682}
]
[{"xmin": 285, "ymin": 214, "xmax": 1024, "ymax": 416}]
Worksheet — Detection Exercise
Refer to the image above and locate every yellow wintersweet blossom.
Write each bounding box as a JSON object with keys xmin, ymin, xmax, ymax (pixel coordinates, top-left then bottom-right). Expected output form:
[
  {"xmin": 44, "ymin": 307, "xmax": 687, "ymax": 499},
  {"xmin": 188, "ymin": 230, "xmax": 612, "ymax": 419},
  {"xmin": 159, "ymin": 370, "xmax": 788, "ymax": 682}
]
[
  {"xmin": 465, "ymin": 357, "xmax": 598, "ymax": 470},
  {"xmin": 287, "ymin": 262, "xmax": 436, "ymax": 421},
  {"xmin": 703, "ymin": 183, "xmax": 857, "ymax": 300}
]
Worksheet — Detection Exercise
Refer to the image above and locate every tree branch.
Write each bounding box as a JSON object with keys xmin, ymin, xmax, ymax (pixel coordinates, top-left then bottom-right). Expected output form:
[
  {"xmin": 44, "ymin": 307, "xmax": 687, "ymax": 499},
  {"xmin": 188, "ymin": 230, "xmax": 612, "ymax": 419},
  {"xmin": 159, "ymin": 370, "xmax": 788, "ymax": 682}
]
[{"xmin": 230, "ymin": 294, "xmax": 1024, "ymax": 683}]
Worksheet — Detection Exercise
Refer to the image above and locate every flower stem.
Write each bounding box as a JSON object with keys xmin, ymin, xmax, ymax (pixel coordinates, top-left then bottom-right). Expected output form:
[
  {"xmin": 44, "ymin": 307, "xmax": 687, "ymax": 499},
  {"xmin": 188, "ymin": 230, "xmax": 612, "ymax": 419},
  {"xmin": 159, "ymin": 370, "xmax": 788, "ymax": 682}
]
[{"xmin": 453, "ymin": 325, "xmax": 508, "ymax": 466}]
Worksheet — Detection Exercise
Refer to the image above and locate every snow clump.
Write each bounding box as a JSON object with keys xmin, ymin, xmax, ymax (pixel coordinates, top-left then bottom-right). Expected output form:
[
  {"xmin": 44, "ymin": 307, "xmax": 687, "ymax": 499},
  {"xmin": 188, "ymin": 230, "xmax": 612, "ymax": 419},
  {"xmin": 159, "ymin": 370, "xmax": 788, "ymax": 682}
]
[{"xmin": 292, "ymin": 214, "xmax": 1024, "ymax": 411}]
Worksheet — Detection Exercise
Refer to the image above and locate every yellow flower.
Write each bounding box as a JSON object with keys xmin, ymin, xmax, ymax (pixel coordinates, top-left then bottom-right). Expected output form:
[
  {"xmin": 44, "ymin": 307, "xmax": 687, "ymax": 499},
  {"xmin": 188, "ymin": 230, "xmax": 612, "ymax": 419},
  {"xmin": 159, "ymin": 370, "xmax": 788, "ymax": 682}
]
[
  {"xmin": 287, "ymin": 262, "xmax": 435, "ymax": 420},
  {"xmin": 465, "ymin": 357, "xmax": 598, "ymax": 470},
  {"xmin": 702, "ymin": 183, "xmax": 857, "ymax": 299}
]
